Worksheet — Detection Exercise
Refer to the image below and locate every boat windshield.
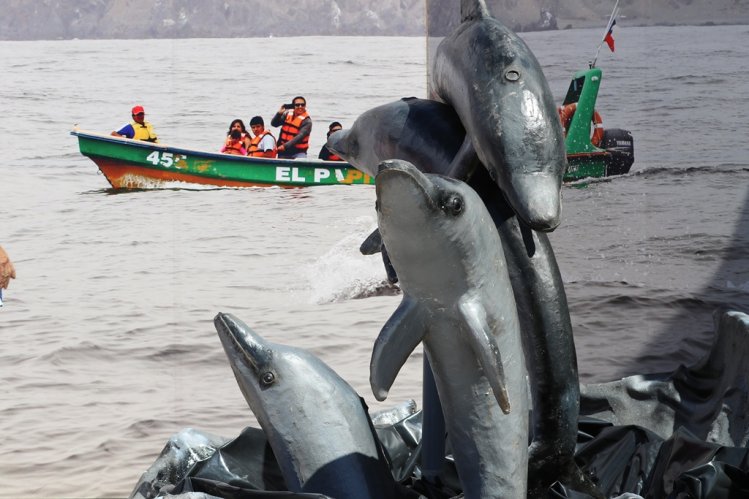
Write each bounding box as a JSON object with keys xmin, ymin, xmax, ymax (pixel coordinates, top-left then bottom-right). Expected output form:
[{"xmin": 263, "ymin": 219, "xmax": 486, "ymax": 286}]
[{"xmin": 562, "ymin": 76, "xmax": 586, "ymax": 105}]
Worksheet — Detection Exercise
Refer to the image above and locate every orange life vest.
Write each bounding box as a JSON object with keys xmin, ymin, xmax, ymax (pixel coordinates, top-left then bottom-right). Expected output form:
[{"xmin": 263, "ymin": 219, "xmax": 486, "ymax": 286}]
[
  {"xmin": 558, "ymin": 103, "xmax": 605, "ymax": 147},
  {"xmin": 591, "ymin": 110, "xmax": 604, "ymax": 147},
  {"xmin": 325, "ymin": 151, "xmax": 343, "ymax": 161},
  {"xmin": 278, "ymin": 111, "xmax": 310, "ymax": 152},
  {"xmin": 558, "ymin": 103, "xmax": 577, "ymax": 132},
  {"xmin": 247, "ymin": 130, "xmax": 277, "ymax": 157},
  {"xmin": 223, "ymin": 137, "xmax": 245, "ymax": 155}
]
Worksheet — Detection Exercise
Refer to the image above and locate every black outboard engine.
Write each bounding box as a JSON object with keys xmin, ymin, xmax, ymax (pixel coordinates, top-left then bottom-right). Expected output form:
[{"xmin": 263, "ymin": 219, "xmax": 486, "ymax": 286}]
[{"xmin": 601, "ymin": 128, "xmax": 634, "ymax": 176}]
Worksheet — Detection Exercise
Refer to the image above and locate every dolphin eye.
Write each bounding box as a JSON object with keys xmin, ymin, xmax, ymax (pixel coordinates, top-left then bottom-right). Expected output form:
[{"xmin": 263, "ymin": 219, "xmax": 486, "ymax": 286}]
[
  {"xmin": 505, "ymin": 69, "xmax": 520, "ymax": 82},
  {"xmin": 441, "ymin": 194, "xmax": 464, "ymax": 216},
  {"xmin": 260, "ymin": 371, "xmax": 275, "ymax": 386}
]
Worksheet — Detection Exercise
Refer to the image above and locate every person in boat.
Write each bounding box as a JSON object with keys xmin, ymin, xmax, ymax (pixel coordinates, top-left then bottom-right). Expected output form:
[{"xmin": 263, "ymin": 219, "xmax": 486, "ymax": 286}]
[
  {"xmin": 318, "ymin": 122, "xmax": 344, "ymax": 161},
  {"xmin": 557, "ymin": 102, "xmax": 604, "ymax": 147},
  {"xmin": 221, "ymin": 129, "xmax": 248, "ymax": 156},
  {"xmin": 111, "ymin": 105, "xmax": 158, "ymax": 143},
  {"xmin": 247, "ymin": 116, "xmax": 277, "ymax": 158},
  {"xmin": 229, "ymin": 119, "xmax": 251, "ymax": 149},
  {"xmin": 221, "ymin": 119, "xmax": 249, "ymax": 155},
  {"xmin": 0, "ymin": 245, "xmax": 16, "ymax": 290},
  {"xmin": 271, "ymin": 96, "xmax": 312, "ymax": 159}
]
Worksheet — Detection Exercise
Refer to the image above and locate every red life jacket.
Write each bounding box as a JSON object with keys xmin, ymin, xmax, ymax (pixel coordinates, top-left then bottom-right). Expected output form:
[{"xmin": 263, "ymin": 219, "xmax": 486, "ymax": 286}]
[{"xmin": 279, "ymin": 111, "xmax": 310, "ymax": 152}]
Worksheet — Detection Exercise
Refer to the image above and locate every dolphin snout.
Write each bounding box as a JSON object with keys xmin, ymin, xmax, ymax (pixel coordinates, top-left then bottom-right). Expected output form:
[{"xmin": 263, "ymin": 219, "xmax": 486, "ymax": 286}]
[
  {"xmin": 214, "ymin": 312, "xmax": 237, "ymax": 335},
  {"xmin": 214, "ymin": 312, "xmax": 271, "ymax": 372},
  {"xmin": 504, "ymin": 173, "xmax": 562, "ymax": 232},
  {"xmin": 326, "ymin": 130, "xmax": 348, "ymax": 157}
]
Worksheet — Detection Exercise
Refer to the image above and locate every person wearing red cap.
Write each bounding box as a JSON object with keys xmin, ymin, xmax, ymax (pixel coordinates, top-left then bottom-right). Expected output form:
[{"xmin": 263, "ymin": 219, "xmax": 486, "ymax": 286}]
[{"xmin": 111, "ymin": 105, "xmax": 158, "ymax": 142}]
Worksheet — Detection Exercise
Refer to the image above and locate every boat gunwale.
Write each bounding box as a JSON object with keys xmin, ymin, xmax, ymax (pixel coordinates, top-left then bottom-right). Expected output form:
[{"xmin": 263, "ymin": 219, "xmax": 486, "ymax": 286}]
[{"xmin": 70, "ymin": 128, "xmax": 353, "ymax": 168}]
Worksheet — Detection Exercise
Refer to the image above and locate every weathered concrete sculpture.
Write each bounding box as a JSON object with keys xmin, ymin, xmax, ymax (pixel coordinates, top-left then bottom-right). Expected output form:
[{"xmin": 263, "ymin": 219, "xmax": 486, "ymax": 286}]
[
  {"xmin": 328, "ymin": 97, "xmax": 593, "ymax": 496},
  {"xmin": 431, "ymin": 0, "xmax": 567, "ymax": 232},
  {"xmin": 213, "ymin": 312, "xmax": 401, "ymax": 499},
  {"xmin": 371, "ymin": 159, "xmax": 529, "ymax": 498}
]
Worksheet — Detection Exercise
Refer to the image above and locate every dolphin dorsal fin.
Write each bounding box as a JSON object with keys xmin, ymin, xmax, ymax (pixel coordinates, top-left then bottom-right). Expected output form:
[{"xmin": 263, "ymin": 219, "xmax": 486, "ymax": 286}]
[
  {"xmin": 370, "ymin": 296, "xmax": 427, "ymax": 401},
  {"xmin": 461, "ymin": 0, "xmax": 490, "ymax": 22},
  {"xmin": 458, "ymin": 296, "xmax": 511, "ymax": 414}
]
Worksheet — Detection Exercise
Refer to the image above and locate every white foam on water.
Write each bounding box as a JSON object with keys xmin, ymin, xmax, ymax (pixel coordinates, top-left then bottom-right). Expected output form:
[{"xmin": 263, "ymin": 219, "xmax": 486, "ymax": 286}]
[{"xmin": 305, "ymin": 219, "xmax": 390, "ymax": 304}]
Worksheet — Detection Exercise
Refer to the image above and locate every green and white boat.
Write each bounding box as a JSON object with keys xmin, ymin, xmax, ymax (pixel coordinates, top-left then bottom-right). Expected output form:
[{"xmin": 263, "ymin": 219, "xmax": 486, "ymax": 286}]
[
  {"xmin": 560, "ymin": 66, "xmax": 635, "ymax": 181},
  {"xmin": 71, "ymin": 128, "xmax": 375, "ymax": 189}
]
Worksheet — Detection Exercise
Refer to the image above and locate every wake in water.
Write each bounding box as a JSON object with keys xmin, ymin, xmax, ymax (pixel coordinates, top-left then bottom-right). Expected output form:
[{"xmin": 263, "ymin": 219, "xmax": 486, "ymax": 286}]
[{"xmin": 304, "ymin": 218, "xmax": 401, "ymax": 303}]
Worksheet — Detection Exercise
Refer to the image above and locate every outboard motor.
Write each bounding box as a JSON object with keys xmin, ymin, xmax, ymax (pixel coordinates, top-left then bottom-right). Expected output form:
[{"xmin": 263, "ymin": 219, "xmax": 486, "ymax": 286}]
[{"xmin": 601, "ymin": 128, "xmax": 634, "ymax": 176}]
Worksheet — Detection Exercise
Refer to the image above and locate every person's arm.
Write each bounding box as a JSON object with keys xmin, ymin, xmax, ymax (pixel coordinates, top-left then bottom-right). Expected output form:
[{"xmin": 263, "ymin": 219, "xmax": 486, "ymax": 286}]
[
  {"xmin": 259, "ymin": 135, "xmax": 277, "ymax": 158},
  {"xmin": 280, "ymin": 118, "xmax": 311, "ymax": 150},
  {"xmin": 270, "ymin": 108, "xmax": 287, "ymax": 127},
  {"xmin": 259, "ymin": 135, "xmax": 275, "ymax": 152},
  {"xmin": 111, "ymin": 124, "xmax": 134, "ymax": 138},
  {"xmin": 318, "ymin": 145, "xmax": 330, "ymax": 160},
  {"xmin": 0, "ymin": 245, "xmax": 16, "ymax": 290}
]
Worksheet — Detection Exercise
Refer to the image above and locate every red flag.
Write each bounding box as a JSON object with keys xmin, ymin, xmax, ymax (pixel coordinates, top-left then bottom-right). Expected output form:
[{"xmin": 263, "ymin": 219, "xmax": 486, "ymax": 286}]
[{"xmin": 604, "ymin": 19, "xmax": 616, "ymax": 52}]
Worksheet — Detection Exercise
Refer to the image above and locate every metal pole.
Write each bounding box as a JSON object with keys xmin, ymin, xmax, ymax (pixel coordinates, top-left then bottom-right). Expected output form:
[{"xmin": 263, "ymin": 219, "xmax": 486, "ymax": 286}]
[
  {"xmin": 591, "ymin": 0, "xmax": 619, "ymax": 68},
  {"xmin": 420, "ymin": 354, "xmax": 446, "ymax": 484}
]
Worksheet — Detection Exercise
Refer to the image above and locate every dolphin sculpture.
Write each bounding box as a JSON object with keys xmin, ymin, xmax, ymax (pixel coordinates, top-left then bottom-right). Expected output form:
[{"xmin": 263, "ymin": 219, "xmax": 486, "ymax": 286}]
[
  {"xmin": 327, "ymin": 97, "xmax": 599, "ymax": 497},
  {"xmin": 213, "ymin": 312, "xmax": 401, "ymax": 499},
  {"xmin": 371, "ymin": 159, "xmax": 529, "ymax": 498},
  {"xmin": 431, "ymin": 0, "xmax": 567, "ymax": 232}
]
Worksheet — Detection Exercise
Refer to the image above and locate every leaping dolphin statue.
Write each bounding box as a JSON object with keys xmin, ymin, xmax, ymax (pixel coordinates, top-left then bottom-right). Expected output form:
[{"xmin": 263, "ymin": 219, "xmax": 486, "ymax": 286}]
[
  {"xmin": 327, "ymin": 97, "xmax": 600, "ymax": 497},
  {"xmin": 371, "ymin": 160, "xmax": 529, "ymax": 498},
  {"xmin": 214, "ymin": 313, "xmax": 402, "ymax": 499},
  {"xmin": 431, "ymin": 0, "xmax": 567, "ymax": 232}
]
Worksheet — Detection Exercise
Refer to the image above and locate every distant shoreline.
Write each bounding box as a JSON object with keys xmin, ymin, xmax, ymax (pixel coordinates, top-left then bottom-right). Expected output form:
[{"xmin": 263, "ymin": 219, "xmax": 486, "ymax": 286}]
[{"xmin": 1, "ymin": 21, "xmax": 747, "ymax": 42}]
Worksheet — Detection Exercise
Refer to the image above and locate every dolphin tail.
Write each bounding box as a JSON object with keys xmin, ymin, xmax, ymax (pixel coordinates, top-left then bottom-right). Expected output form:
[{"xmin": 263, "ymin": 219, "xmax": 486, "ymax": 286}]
[
  {"xmin": 458, "ymin": 296, "xmax": 511, "ymax": 414},
  {"xmin": 461, "ymin": 0, "xmax": 490, "ymax": 22},
  {"xmin": 370, "ymin": 297, "xmax": 427, "ymax": 401}
]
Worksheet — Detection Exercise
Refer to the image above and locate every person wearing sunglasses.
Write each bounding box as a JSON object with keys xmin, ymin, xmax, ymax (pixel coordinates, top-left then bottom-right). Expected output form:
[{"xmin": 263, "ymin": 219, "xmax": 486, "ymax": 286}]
[
  {"xmin": 271, "ymin": 96, "xmax": 312, "ymax": 159},
  {"xmin": 111, "ymin": 105, "xmax": 158, "ymax": 143}
]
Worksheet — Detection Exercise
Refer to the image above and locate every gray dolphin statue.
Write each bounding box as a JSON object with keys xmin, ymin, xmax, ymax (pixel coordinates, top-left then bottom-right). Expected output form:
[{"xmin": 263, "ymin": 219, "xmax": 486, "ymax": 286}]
[
  {"xmin": 431, "ymin": 0, "xmax": 567, "ymax": 232},
  {"xmin": 327, "ymin": 97, "xmax": 600, "ymax": 497},
  {"xmin": 214, "ymin": 312, "xmax": 402, "ymax": 499},
  {"xmin": 371, "ymin": 159, "xmax": 529, "ymax": 498}
]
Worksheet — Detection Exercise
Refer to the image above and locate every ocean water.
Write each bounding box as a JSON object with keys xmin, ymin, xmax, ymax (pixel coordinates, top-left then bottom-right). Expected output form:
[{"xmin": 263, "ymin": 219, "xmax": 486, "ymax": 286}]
[{"xmin": 1, "ymin": 26, "xmax": 748, "ymax": 497}]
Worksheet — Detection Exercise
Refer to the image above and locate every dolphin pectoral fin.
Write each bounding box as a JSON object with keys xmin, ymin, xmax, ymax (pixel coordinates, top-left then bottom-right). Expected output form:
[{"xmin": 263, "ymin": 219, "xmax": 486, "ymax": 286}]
[
  {"xmin": 458, "ymin": 297, "xmax": 511, "ymax": 414},
  {"xmin": 359, "ymin": 228, "xmax": 383, "ymax": 255},
  {"xmin": 445, "ymin": 136, "xmax": 480, "ymax": 181},
  {"xmin": 370, "ymin": 297, "xmax": 426, "ymax": 401}
]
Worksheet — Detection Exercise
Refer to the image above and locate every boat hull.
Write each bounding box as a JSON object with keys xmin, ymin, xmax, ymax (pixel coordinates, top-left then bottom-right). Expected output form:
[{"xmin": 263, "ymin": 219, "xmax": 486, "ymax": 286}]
[
  {"xmin": 565, "ymin": 147, "xmax": 634, "ymax": 181},
  {"xmin": 72, "ymin": 130, "xmax": 375, "ymax": 189}
]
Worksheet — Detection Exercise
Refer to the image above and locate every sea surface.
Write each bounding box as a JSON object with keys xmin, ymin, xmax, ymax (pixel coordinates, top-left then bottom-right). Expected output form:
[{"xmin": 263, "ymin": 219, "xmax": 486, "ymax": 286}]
[{"xmin": 1, "ymin": 26, "xmax": 748, "ymax": 497}]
